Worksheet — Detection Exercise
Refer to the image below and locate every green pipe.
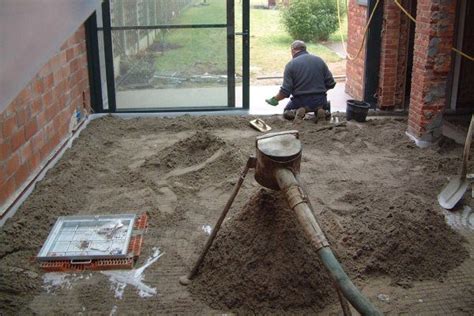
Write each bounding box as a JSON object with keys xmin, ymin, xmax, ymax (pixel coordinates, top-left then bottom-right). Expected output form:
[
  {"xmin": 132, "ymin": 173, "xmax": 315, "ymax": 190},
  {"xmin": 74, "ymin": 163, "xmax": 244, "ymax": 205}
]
[
  {"xmin": 275, "ymin": 168, "xmax": 381, "ymax": 315},
  {"xmin": 318, "ymin": 247, "xmax": 381, "ymax": 315}
]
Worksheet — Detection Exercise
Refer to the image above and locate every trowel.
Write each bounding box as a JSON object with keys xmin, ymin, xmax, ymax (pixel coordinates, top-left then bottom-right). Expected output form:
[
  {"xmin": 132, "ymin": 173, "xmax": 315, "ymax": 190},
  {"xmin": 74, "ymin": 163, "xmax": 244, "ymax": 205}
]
[{"xmin": 438, "ymin": 115, "xmax": 474, "ymax": 210}]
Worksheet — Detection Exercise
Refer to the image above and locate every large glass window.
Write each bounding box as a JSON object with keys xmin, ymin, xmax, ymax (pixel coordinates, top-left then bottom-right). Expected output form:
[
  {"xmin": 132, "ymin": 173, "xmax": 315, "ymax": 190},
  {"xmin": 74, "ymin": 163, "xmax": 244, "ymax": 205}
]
[
  {"xmin": 107, "ymin": 0, "xmax": 230, "ymax": 110},
  {"xmin": 110, "ymin": 0, "xmax": 227, "ymax": 26}
]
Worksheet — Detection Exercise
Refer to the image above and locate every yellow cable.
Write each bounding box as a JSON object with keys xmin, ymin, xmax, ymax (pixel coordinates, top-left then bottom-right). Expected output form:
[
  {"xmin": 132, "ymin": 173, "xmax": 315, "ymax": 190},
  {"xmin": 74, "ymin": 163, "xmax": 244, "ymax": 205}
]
[
  {"xmin": 393, "ymin": 0, "xmax": 474, "ymax": 61},
  {"xmin": 336, "ymin": 0, "xmax": 381, "ymax": 61},
  {"xmin": 452, "ymin": 47, "xmax": 474, "ymax": 61},
  {"xmin": 394, "ymin": 0, "xmax": 416, "ymax": 23}
]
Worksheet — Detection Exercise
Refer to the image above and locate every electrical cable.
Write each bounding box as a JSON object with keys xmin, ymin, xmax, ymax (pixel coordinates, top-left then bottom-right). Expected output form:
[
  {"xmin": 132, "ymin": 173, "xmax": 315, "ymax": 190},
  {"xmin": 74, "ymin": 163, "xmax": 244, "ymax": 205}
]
[
  {"xmin": 393, "ymin": 0, "xmax": 474, "ymax": 61},
  {"xmin": 336, "ymin": 0, "xmax": 474, "ymax": 62}
]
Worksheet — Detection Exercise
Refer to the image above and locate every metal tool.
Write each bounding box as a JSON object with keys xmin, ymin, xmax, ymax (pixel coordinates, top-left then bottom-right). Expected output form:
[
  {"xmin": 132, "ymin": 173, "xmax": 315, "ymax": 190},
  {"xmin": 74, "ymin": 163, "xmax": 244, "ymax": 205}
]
[
  {"xmin": 180, "ymin": 130, "xmax": 380, "ymax": 315},
  {"xmin": 438, "ymin": 115, "xmax": 474, "ymax": 210},
  {"xmin": 249, "ymin": 118, "xmax": 272, "ymax": 132}
]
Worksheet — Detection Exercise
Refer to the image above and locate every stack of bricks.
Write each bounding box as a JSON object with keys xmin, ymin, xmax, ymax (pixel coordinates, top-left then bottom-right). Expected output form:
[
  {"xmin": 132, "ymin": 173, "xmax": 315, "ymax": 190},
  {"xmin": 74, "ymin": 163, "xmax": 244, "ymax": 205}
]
[
  {"xmin": 345, "ymin": 0, "xmax": 368, "ymax": 100},
  {"xmin": 407, "ymin": 0, "xmax": 457, "ymax": 141},
  {"xmin": 0, "ymin": 25, "xmax": 91, "ymax": 209}
]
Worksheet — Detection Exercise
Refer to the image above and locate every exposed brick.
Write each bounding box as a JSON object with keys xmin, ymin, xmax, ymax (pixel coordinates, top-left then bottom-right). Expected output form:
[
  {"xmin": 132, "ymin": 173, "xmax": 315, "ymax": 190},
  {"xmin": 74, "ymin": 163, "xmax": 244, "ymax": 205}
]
[
  {"xmin": 31, "ymin": 97, "xmax": 43, "ymax": 116},
  {"xmin": 44, "ymin": 103, "xmax": 57, "ymax": 122},
  {"xmin": 42, "ymin": 91, "xmax": 53, "ymax": 108},
  {"xmin": 10, "ymin": 128, "xmax": 25, "ymax": 152},
  {"xmin": 346, "ymin": 0, "xmax": 367, "ymax": 104},
  {"xmin": 33, "ymin": 78, "xmax": 45, "ymax": 96},
  {"xmin": 2, "ymin": 116, "xmax": 17, "ymax": 138},
  {"xmin": 6, "ymin": 153, "xmax": 20, "ymax": 178},
  {"xmin": 24, "ymin": 119, "xmax": 38, "ymax": 140},
  {"xmin": 15, "ymin": 108, "xmax": 29, "ymax": 127},
  {"xmin": 31, "ymin": 130, "xmax": 45, "ymax": 153},
  {"xmin": 20, "ymin": 141, "xmax": 33, "ymax": 164},
  {"xmin": 407, "ymin": 0, "xmax": 457, "ymax": 140},
  {"xmin": 36, "ymin": 111, "xmax": 48, "ymax": 128},
  {"xmin": 29, "ymin": 152, "xmax": 42, "ymax": 172},
  {"xmin": 14, "ymin": 163, "xmax": 30, "ymax": 188},
  {"xmin": 1, "ymin": 23, "xmax": 90, "ymax": 207},
  {"xmin": 0, "ymin": 177, "xmax": 16, "ymax": 205},
  {"xmin": 44, "ymin": 73, "xmax": 54, "ymax": 90},
  {"xmin": 16, "ymin": 87, "xmax": 32, "ymax": 105},
  {"xmin": 378, "ymin": 0, "xmax": 406, "ymax": 109},
  {"xmin": 0, "ymin": 164, "xmax": 6, "ymax": 185},
  {"xmin": 66, "ymin": 48, "xmax": 75, "ymax": 62},
  {"xmin": 0, "ymin": 142, "xmax": 10, "ymax": 162}
]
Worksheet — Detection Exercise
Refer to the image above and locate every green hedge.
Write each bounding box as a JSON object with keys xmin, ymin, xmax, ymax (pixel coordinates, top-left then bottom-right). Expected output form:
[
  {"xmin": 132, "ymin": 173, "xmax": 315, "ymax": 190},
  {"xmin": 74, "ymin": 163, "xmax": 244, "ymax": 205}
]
[{"xmin": 281, "ymin": 0, "xmax": 342, "ymax": 42}]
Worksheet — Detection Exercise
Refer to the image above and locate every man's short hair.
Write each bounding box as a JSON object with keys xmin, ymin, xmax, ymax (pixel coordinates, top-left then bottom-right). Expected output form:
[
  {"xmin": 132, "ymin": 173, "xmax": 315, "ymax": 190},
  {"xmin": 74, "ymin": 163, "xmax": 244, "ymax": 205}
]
[{"xmin": 291, "ymin": 40, "xmax": 307, "ymax": 51}]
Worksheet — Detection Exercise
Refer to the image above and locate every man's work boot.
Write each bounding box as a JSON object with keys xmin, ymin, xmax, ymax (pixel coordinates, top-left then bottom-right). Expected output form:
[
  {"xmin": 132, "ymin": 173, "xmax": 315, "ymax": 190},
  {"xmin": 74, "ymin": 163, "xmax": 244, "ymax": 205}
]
[
  {"xmin": 293, "ymin": 107, "xmax": 306, "ymax": 124},
  {"xmin": 325, "ymin": 110, "xmax": 332, "ymax": 121},
  {"xmin": 314, "ymin": 108, "xmax": 326, "ymax": 124}
]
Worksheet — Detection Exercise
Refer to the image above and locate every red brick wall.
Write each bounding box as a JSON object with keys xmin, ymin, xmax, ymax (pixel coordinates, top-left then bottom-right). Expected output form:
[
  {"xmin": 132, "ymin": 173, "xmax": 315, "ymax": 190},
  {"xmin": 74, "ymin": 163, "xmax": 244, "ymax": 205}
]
[
  {"xmin": 0, "ymin": 25, "xmax": 91, "ymax": 208},
  {"xmin": 394, "ymin": 1, "xmax": 411, "ymax": 108},
  {"xmin": 377, "ymin": 0, "xmax": 412, "ymax": 109},
  {"xmin": 407, "ymin": 0, "xmax": 457, "ymax": 141},
  {"xmin": 346, "ymin": 0, "xmax": 368, "ymax": 100}
]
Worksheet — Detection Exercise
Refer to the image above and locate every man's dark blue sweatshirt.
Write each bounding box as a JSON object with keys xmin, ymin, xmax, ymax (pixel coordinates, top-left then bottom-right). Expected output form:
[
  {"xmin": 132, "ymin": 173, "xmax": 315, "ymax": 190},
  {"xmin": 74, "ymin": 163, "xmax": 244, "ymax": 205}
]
[{"xmin": 280, "ymin": 50, "xmax": 336, "ymax": 97}]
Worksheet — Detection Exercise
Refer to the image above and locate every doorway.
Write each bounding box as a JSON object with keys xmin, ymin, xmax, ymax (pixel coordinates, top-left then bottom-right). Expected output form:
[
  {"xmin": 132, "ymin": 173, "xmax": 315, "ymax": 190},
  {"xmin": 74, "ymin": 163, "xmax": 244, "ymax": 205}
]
[{"xmin": 450, "ymin": 0, "xmax": 474, "ymax": 111}]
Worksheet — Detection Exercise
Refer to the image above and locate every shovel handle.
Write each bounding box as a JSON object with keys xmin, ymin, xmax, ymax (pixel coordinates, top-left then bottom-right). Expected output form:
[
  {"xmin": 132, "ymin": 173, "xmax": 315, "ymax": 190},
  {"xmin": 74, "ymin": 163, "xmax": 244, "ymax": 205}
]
[{"xmin": 461, "ymin": 115, "xmax": 474, "ymax": 179}]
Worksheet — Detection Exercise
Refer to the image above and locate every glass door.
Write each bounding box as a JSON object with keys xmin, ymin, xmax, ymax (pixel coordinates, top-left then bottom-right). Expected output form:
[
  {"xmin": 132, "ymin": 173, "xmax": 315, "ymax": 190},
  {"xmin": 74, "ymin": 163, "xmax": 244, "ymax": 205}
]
[{"xmin": 99, "ymin": 0, "xmax": 247, "ymax": 111}]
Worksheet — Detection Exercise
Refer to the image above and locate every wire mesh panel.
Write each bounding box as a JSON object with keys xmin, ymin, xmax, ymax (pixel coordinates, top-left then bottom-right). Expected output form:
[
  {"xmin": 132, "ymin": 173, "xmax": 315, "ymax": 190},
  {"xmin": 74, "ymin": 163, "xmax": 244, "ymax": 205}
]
[{"xmin": 37, "ymin": 214, "xmax": 136, "ymax": 261}]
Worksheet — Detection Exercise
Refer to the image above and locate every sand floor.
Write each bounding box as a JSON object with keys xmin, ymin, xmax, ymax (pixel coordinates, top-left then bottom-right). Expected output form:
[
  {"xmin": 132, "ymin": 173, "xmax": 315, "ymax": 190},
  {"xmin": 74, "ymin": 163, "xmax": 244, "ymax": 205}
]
[{"xmin": 0, "ymin": 115, "xmax": 473, "ymax": 315}]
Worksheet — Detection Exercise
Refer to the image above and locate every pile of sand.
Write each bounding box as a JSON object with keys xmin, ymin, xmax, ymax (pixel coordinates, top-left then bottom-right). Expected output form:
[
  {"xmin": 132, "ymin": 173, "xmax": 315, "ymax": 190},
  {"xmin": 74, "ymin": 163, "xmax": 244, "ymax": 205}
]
[
  {"xmin": 190, "ymin": 185, "xmax": 469, "ymax": 312},
  {"xmin": 143, "ymin": 131, "xmax": 225, "ymax": 172},
  {"xmin": 327, "ymin": 185, "xmax": 469, "ymax": 285},
  {"xmin": 141, "ymin": 131, "xmax": 247, "ymax": 187},
  {"xmin": 189, "ymin": 189, "xmax": 336, "ymax": 313}
]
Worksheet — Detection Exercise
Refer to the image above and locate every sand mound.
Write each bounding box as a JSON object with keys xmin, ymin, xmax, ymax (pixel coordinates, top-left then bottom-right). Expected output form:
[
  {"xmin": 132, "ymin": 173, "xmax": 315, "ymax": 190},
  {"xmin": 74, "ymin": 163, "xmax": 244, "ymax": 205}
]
[
  {"xmin": 190, "ymin": 185, "xmax": 469, "ymax": 313},
  {"xmin": 143, "ymin": 131, "xmax": 225, "ymax": 172},
  {"xmin": 325, "ymin": 186, "xmax": 469, "ymax": 285},
  {"xmin": 189, "ymin": 189, "xmax": 336, "ymax": 313},
  {"xmin": 142, "ymin": 130, "xmax": 247, "ymax": 187}
]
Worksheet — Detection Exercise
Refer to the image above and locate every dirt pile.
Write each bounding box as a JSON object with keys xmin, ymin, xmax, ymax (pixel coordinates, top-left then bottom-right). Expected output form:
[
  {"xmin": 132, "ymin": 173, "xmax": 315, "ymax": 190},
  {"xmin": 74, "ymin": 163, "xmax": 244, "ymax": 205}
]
[
  {"xmin": 189, "ymin": 189, "xmax": 336, "ymax": 313},
  {"xmin": 324, "ymin": 185, "xmax": 470, "ymax": 286},
  {"xmin": 143, "ymin": 131, "xmax": 225, "ymax": 172},
  {"xmin": 141, "ymin": 130, "xmax": 247, "ymax": 188}
]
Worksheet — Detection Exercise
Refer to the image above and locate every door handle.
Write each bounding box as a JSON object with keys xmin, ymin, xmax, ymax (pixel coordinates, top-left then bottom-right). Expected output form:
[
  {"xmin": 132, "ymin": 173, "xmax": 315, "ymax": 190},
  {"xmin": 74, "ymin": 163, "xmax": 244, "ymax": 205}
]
[{"xmin": 235, "ymin": 31, "xmax": 249, "ymax": 36}]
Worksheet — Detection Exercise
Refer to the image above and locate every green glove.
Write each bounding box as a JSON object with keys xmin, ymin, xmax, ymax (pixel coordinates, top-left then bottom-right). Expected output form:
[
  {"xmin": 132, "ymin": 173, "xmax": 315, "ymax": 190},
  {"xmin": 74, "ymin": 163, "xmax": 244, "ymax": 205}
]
[{"xmin": 265, "ymin": 96, "xmax": 279, "ymax": 106}]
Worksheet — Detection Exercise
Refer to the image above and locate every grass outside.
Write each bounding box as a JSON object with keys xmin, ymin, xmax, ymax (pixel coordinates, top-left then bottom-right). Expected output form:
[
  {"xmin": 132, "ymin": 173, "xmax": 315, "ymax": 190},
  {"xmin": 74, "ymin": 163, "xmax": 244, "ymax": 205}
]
[
  {"xmin": 244, "ymin": 7, "xmax": 346, "ymax": 78},
  {"xmin": 328, "ymin": 14, "xmax": 348, "ymax": 42},
  {"xmin": 154, "ymin": 0, "xmax": 228, "ymax": 76},
  {"xmin": 154, "ymin": 0, "xmax": 348, "ymax": 79}
]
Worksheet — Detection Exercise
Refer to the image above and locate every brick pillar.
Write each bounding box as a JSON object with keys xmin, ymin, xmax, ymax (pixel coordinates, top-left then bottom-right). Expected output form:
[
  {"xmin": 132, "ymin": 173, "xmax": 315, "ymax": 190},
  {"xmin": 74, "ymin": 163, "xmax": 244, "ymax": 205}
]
[
  {"xmin": 345, "ymin": 0, "xmax": 368, "ymax": 100},
  {"xmin": 378, "ymin": 0, "xmax": 411, "ymax": 109},
  {"xmin": 407, "ymin": 0, "xmax": 457, "ymax": 143},
  {"xmin": 378, "ymin": 1, "xmax": 402, "ymax": 108}
]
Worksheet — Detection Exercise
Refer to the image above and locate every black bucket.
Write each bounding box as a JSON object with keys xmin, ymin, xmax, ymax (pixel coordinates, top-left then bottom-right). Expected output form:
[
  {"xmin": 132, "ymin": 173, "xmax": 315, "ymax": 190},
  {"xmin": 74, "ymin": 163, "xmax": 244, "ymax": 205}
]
[{"xmin": 346, "ymin": 100, "xmax": 370, "ymax": 122}]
